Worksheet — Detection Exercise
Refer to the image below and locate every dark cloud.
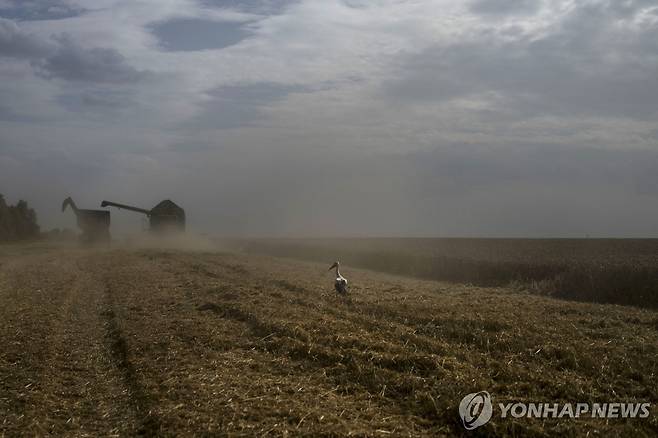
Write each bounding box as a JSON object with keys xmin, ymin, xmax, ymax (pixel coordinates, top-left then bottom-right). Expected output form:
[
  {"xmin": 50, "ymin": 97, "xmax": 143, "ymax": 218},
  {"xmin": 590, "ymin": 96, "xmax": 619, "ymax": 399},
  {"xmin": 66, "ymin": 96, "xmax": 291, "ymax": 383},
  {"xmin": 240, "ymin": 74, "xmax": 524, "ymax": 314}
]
[
  {"xmin": 0, "ymin": 18, "xmax": 52, "ymax": 58},
  {"xmin": 469, "ymin": 0, "xmax": 540, "ymax": 16},
  {"xmin": 0, "ymin": 0, "xmax": 85, "ymax": 21},
  {"xmin": 149, "ymin": 18, "xmax": 250, "ymax": 52},
  {"xmin": 606, "ymin": 0, "xmax": 658, "ymax": 17},
  {"xmin": 0, "ymin": 19, "xmax": 148, "ymax": 84},
  {"xmin": 188, "ymin": 82, "xmax": 306, "ymax": 129},
  {"xmin": 213, "ymin": 82, "xmax": 305, "ymax": 103},
  {"xmin": 385, "ymin": 1, "xmax": 658, "ymax": 118},
  {"xmin": 34, "ymin": 35, "xmax": 150, "ymax": 83},
  {"xmin": 0, "ymin": 103, "xmax": 41, "ymax": 122},
  {"xmin": 201, "ymin": 0, "xmax": 297, "ymax": 15},
  {"xmin": 56, "ymin": 89, "xmax": 132, "ymax": 113}
]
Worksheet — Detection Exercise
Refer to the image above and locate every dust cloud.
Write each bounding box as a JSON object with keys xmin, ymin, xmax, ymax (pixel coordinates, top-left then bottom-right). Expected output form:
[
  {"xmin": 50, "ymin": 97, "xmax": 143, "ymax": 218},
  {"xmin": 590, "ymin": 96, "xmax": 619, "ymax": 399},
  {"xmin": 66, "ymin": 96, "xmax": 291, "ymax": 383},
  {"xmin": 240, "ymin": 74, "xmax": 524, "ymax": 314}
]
[{"xmin": 115, "ymin": 233, "xmax": 219, "ymax": 252}]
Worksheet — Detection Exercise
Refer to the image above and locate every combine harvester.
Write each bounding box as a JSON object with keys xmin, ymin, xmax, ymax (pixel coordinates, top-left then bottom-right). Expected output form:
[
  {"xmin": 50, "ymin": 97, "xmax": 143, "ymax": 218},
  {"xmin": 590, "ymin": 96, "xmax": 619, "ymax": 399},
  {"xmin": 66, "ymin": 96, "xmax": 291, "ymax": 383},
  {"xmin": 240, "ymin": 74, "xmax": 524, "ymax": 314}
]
[
  {"xmin": 61, "ymin": 197, "xmax": 111, "ymax": 243},
  {"xmin": 100, "ymin": 199, "xmax": 185, "ymax": 234}
]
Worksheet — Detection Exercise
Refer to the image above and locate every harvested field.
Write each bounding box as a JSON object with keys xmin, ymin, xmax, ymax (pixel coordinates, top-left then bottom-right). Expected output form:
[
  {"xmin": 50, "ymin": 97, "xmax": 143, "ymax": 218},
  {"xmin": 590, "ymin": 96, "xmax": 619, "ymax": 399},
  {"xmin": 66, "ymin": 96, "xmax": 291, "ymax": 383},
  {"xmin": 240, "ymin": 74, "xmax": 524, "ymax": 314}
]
[
  {"xmin": 230, "ymin": 238, "xmax": 658, "ymax": 309},
  {"xmin": 0, "ymin": 242, "xmax": 656, "ymax": 436}
]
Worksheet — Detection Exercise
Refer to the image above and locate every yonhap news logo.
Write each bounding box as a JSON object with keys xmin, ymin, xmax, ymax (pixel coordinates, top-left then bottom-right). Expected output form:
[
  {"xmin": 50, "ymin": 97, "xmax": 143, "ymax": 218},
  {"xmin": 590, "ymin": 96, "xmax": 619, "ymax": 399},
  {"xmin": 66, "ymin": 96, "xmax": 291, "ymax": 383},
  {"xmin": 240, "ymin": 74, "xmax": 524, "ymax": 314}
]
[
  {"xmin": 458, "ymin": 391, "xmax": 652, "ymax": 430},
  {"xmin": 459, "ymin": 391, "xmax": 493, "ymax": 430}
]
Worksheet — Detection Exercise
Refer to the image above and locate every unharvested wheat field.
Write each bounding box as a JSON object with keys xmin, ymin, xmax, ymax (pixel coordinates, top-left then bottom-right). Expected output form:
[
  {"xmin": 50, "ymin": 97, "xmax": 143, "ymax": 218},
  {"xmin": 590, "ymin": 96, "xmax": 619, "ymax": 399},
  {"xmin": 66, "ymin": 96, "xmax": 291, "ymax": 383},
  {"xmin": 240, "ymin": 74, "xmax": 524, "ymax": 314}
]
[
  {"xmin": 0, "ymin": 242, "xmax": 656, "ymax": 436},
  {"xmin": 233, "ymin": 238, "xmax": 658, "ymax": 309}
]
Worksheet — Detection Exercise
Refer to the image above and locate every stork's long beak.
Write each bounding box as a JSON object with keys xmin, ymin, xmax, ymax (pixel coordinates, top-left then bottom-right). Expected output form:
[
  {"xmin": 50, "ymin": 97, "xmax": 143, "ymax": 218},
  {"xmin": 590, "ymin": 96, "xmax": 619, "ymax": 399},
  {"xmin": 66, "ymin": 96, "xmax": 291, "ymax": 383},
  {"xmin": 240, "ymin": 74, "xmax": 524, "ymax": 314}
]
[{"xmin": 329, "ymin": 263, "xmax": 337, "ymax": 270}]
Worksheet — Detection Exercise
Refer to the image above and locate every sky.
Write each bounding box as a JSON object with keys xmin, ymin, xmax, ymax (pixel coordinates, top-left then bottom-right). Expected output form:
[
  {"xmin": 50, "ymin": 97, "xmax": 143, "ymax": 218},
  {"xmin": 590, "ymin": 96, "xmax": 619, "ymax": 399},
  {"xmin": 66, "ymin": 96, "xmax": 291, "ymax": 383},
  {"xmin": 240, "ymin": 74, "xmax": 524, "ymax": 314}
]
[{"xmin": 1, "ymin": 0, "xmax": 657, "ymax": 237}]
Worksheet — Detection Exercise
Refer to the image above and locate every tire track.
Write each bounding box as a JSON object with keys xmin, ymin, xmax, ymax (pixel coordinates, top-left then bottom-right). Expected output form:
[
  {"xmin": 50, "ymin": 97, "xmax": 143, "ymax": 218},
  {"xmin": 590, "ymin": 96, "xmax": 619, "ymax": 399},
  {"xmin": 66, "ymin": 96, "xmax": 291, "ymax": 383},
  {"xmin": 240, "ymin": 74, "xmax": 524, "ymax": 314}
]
[
  {"xmin": 97, "ymin": 271, "xmax": 163, "ymax": 436},
  {"xmin": 0, "ymin": 251, "xmax": 139, "ymax": 436}
]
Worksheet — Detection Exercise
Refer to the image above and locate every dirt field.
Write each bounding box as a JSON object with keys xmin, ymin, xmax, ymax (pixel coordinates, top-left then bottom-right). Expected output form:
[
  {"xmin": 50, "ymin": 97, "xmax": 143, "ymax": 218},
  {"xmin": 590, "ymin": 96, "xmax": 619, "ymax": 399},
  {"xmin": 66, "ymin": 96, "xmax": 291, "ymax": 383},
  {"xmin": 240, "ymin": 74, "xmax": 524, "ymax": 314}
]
[{"xmin": 0, "ymin": 242, "xmax": 656, "ymax": 436}]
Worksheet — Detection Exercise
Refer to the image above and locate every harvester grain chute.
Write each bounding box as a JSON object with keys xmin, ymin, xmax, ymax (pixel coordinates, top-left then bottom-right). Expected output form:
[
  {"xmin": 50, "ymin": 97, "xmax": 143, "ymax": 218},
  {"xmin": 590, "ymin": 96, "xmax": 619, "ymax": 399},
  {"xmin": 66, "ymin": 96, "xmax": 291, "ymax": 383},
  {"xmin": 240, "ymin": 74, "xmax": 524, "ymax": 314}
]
[
  {"xmin": 62, "ymin": 197, "xmax": 111, "ymax": 243},
  {"xmin": 100, "ymin": 199, "xmax": 185, "ymax": 233}
]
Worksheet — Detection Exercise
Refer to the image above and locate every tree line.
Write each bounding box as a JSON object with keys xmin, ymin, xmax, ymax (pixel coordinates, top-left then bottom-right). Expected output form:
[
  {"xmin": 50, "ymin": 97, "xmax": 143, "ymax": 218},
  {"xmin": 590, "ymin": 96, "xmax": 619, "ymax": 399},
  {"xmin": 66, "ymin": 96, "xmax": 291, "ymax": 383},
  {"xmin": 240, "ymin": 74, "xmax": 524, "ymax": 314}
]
[{"xmin": 0, "ymin": 194, "xmax": 40, "ymax": 241}]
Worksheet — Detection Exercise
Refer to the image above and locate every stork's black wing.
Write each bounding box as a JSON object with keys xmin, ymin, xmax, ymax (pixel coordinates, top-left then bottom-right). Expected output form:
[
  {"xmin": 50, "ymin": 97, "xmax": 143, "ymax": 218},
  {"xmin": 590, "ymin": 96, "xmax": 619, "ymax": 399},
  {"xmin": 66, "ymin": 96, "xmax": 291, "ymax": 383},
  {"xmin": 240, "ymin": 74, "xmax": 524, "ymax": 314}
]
[{"xmin": 335, "ymin": 278, "xmax": 348, "ymax": 294}]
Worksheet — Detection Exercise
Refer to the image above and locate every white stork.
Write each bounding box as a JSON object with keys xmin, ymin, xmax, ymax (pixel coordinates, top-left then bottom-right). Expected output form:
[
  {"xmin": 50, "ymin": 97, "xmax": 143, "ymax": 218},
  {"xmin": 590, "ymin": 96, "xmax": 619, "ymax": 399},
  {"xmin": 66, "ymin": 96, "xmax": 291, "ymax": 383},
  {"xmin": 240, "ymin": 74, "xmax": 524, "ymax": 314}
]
[{"xmin": 329, "ymin": 261, "xmax": 348, "ymax": 294}]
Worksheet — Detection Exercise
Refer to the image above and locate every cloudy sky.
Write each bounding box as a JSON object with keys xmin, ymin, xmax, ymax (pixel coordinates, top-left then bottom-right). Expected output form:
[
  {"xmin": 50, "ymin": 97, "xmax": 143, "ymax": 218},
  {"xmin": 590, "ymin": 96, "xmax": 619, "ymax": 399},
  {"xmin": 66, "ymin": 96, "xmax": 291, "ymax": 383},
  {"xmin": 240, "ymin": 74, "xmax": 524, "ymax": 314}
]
[{"xmin": 1, "ymin": 0, "xmax": 657, "ymax": 237}]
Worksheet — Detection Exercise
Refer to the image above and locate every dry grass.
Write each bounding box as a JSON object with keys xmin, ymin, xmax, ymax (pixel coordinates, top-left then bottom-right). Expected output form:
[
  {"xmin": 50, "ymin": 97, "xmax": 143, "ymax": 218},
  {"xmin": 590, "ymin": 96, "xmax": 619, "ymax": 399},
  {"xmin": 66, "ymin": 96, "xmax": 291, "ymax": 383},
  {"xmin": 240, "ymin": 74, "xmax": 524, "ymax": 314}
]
[
  {"xmin": 229, "ymin": 238, "xmax": 658, "ymax": 309},
  {"xmin": 0, "ymin": 242, "xmax": 656, "ymax": 436}
]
